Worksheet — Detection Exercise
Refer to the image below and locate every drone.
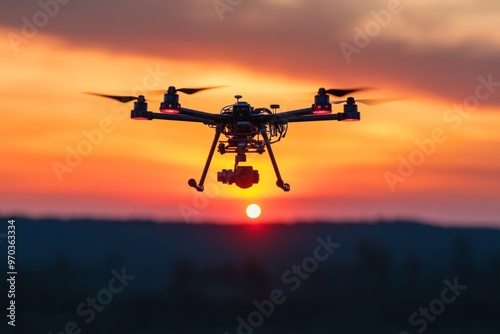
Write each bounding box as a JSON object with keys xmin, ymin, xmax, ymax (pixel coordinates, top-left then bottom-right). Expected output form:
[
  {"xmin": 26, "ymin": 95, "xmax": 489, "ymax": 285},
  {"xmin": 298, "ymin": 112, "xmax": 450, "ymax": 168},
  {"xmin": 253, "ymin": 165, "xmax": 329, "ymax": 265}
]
[{"xmin": 87, "ymin": 86, "xmax": 390, "ymax": 192}]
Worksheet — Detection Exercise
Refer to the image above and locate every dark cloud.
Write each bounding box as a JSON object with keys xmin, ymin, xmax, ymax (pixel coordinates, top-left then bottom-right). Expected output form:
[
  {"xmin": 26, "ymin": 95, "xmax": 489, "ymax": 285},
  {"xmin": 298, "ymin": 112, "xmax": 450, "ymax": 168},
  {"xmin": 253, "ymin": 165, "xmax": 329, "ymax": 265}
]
[{"xmin": 3, "ymin": 0, "xmax": 500, "ymax": 106}]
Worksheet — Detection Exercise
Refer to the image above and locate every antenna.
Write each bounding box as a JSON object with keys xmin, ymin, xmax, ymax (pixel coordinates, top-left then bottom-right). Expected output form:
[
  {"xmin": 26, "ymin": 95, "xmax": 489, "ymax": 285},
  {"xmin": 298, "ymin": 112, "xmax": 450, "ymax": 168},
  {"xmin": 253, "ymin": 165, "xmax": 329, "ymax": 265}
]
[{"xmin": 235, "ymin": 95, "xmax": 242, "ymax": 103}]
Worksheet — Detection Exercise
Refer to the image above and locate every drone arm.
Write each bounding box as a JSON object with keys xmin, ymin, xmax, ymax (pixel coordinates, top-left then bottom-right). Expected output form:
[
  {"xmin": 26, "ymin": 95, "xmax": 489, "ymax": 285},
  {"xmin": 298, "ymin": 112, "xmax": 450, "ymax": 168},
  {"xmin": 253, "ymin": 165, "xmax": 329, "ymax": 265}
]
[
  {"xmin": 260, "ymin": 107, "xmax": 313, "ymax": 122},
  {"xmin": 286, "ymin": 113, "xmax": 341, "ymax": 122},
  {"xmin": 150, "ymin": 112, "xmax": 217, "ymax": 124},
  {"xmin": 131, "ymin": 108, "xmax": 217, "ymax": 124},
  {"xmin": 179, "ymin": 107, "xmax": 228, "ymax": 123}
]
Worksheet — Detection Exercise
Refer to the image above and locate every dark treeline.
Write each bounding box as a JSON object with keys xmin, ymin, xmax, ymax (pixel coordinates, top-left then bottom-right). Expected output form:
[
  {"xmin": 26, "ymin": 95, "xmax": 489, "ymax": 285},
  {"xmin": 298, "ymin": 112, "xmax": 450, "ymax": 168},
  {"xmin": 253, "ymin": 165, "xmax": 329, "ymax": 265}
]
[{"xmin": 2, "ymin": 218, "xmax": 500, "ymax": 334}]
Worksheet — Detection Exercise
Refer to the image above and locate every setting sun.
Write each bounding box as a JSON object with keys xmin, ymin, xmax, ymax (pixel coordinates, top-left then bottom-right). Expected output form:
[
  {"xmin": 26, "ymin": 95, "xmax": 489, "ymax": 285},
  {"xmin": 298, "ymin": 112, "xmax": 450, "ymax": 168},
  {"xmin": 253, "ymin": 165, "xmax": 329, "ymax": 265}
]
[{"xmin": 246, "ymin": 204, "xmax": 262, "ymax": 219}]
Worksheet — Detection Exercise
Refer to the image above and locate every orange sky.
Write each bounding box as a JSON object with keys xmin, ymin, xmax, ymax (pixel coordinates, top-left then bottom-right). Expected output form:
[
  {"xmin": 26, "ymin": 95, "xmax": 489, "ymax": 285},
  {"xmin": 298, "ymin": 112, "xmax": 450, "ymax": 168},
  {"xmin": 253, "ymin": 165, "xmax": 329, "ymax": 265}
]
[{"xmin": 1, "ymin": 0, "xmax": 499, "ymax": 226}]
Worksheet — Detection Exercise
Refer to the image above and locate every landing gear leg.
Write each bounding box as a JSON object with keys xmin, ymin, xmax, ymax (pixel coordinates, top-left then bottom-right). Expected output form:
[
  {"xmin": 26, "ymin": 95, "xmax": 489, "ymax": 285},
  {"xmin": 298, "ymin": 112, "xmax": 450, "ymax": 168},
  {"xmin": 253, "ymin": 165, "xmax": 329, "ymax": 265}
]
[
  {"xmin": 259, "ymin": 124, "xmax": 290, "ymax": 192},
  {"xmin": 188, "ymin": 124, "xmax": 223, "ymax": 192}
]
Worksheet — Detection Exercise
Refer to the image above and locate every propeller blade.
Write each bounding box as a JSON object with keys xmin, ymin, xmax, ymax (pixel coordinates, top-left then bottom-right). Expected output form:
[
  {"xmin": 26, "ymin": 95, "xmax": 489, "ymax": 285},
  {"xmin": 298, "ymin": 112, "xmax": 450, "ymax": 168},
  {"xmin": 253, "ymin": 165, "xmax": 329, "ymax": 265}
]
[
  {"xmin": 148, "ymin": 85, "xmax": 226, "ymax": 96},
  {"xmin": 84, "ymin": 92, "xmax": 138, "ymax": 103},
  {"xmin": 333, "ymin": 98, "xmax": 406, "ymax": 105},
  {"xmin": 177, "ymin": 86, "xmax": 226, "ymax": 95},
  {"xmin": 324, "ymin": 87, "xmax": 373, "ymax": 97},
  {"xmin": 356, "ymin": 98, "xmax": 406, "ymax": 106}
]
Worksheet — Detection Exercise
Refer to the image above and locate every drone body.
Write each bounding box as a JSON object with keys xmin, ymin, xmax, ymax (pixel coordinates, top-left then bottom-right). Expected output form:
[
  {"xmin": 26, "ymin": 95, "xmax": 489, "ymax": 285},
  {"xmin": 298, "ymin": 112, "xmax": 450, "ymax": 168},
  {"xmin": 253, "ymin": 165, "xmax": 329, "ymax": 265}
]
[{"xmin": 88, "ymin": 86, "xmax": 378, "ymax": 192}]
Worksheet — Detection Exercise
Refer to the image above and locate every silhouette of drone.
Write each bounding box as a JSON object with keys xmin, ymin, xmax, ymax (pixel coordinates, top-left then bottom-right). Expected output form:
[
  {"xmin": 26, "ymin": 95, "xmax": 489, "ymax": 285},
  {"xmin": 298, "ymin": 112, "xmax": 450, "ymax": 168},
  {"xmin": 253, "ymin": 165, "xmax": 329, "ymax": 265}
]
[{"xmin": 87, "ymin": 86, "xmax": 391, "ymax": 192}]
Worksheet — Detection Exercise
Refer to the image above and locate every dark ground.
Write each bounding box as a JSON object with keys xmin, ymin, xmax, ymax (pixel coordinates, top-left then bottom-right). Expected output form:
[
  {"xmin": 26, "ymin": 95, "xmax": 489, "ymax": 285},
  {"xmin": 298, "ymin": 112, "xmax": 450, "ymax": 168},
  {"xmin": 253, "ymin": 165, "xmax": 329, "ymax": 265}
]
[{"xmin": 1, "ymin": 217, "xmax": 499, "ymax": 333}]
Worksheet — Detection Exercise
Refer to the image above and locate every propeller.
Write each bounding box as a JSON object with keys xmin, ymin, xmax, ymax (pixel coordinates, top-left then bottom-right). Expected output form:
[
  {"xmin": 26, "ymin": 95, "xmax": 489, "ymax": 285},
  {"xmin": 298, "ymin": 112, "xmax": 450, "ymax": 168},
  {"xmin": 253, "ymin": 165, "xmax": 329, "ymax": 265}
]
[
  {"xmin": 148, "ymin": 85, "xmax": 226, "ymax": 96},
  {"xmin": 84, "ymin": 85, "xmax": 225, "ymax": 103},
  {"xmin": 332, "ymin": 97, "xmax": 406, "ymax": 105},
  {"xmin": 83, "ymin": 92, "xmax": 143, "ymax": 103},
  {"xmin": 319, "ymin": 87, "xmax": 374, "ymax": 97}
]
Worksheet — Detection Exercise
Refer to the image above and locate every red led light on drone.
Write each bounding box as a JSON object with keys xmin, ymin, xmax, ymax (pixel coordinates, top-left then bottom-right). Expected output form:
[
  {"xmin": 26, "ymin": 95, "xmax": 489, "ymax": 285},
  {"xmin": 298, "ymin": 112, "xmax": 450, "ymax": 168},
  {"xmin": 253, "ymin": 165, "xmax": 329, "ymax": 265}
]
[
  {"xmin": 312, "ymin": 104, "xmax": 332, "ymax": 114},
  {"xmin": 160, "ymin": 103, "xmax": 180, "ymax": 114},
  {"xmin": 160, "ymin": 108, "xmax": 180, "ymax": 114}
]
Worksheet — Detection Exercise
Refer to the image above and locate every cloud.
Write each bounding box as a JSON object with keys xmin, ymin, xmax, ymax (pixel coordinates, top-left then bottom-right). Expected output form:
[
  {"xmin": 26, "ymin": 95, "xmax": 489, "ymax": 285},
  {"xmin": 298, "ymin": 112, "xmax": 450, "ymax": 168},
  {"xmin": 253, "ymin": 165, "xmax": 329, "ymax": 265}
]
[{"xmin": 2, "ymin": 0, "xmax": 499, "ymax": 115}]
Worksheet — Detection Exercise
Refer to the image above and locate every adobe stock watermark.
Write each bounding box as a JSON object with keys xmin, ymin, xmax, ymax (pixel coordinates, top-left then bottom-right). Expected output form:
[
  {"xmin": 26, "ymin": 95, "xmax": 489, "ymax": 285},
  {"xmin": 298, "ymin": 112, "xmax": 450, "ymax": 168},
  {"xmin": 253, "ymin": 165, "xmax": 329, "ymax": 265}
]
[
  {"xmin": 7, "ymin": 0, "xmax": 72, "ymax": 54},
  {"xmin": 385, "ymin": 73, "xmax": 500, "ymax": 192},
  {"xmin": 399, "ymin": 277, "xmax": 467, "ymax": 334},
  {"xmin": 213, "ymin": 0, "xmax": 244, "ymax": 21},
  {"xmin": 224, "ymin": 235, "xmax": 341, "ymax": 334},
  {"xmin": 178, "ymin": 174, "xmax": 222, "ymax": 223},
  {"xmin": 51, "ymin": 65, "xmax": 168, "ymax": 183},
  {"xmin": 48, "ymin": 267, "xmax": 135, "ymax": 334},
  {"xmin": 340, "ymin": 0, "xmax": 405, "ymax": 64}
]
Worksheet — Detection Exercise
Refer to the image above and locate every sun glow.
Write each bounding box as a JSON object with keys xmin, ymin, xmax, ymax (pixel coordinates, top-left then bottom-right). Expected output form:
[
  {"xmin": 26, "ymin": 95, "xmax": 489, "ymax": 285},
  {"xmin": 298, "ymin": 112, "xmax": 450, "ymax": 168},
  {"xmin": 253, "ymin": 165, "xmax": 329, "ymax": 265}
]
[{"xmin": 246, "ymin": 204, "xmax": 262, "ymax": 219}]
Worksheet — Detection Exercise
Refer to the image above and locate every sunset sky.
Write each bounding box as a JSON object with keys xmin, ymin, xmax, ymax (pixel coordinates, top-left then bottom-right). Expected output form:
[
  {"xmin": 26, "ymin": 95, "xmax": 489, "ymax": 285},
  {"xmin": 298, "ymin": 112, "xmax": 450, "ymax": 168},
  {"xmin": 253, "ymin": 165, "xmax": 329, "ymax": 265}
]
[{"xmin": 1, "ymin": 0, "xmax": 499, "ymax": 226}]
